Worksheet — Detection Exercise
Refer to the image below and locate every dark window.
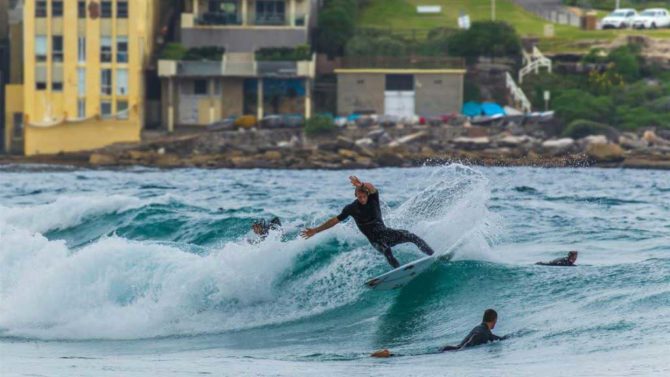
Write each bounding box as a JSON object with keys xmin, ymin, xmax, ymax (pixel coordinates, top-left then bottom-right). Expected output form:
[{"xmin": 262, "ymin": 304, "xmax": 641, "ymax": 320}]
[
  {"xmin": 101, "ymin": 1, "xmax": 113, "ymax": 18},
  {"xmin": 35, "ymin": 1, "xmax": 47, "ymax": 17},
  {"xmin": 434, "ymin": 79, "xmax": 443, "ymax": 84},
  {"xmin": 36, "ymin": 82, "xmax": 47, "ymax": 90},
  {"xmin": 52, "ymin": 1, "xmax": 63, "ymax": 17},
  {"xmin": 78, "ymin": 1, "xmax": 87, "ymax": 18},
  {"xmin": 117, "ymin": 100, "xmax": 129, "ymax": 119},
  {"xmin": 101, "ymin": 100, "xmax": 112, "ymax": 117},
  {"xmin": 52, "ymin": 36, "xmax": 64, "ymax": 62},
  {"xmin": 256, "ymin": 0, "xmax": 285, "ymax": 25},
  {"xmin": 101, "ymin": 69, "xmax": 112, "ymax": 95},
  {"xmin": 116, "ymin": 36, "xmax": 128, "ymax": 63},
  {"xmin": 100, "ymin": 37, "xmax": 112, "ymax": 62},
  {"xmin": 52, "ymin": 81, "xmax": 63, "ymax": 91},
  {"xmin": 194, "ymin": 80, "xmax": 208, "ymax": 95},
  {"xmin": 117, "ymin": 1, "xmax": 128, "ymax": 18},
  {"xmin": 357, "ymin": 79, "xmax": 365, "ymax": 84},
  {"xmin": 13, "ymin": 113, "xmax": 24, "ymax": 134},
  {"xmin": 385, "ymin": 74, "xmax": 414, "ymax": 91}
]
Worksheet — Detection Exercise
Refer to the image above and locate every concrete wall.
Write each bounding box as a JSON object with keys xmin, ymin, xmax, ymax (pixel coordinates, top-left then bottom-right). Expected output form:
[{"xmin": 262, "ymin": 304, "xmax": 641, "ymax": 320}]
[
  {"xmin": 24, "ymin": 119, "xmax": 140, "ymax": 156},
  {"xmin": 337, "ymin": 73, "xmax": 385, "ymax": 115},
  {"xmin": 415, "ymin": 73, "xmax": 463, "ymax": 116},
  {"xmin": 181, "ymin": 28, "xmax": 308, "ymax": 52},
  {"xmin": 222, "ymin": 78, "xmax": 244, "ymax": 118}
]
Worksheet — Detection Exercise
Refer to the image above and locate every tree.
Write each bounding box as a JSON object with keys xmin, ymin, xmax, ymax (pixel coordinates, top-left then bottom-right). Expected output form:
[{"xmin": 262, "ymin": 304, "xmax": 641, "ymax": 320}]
[{"xmin": 446, "ymin": 21, "xmax": 521, "ymax": 62}]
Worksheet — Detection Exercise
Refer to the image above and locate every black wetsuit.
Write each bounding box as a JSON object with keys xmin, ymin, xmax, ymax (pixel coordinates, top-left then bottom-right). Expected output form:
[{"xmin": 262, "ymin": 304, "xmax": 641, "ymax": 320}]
[
  {"xmin": 441, "ymin": 323, "xmax": 504, "ymax": 352},
  {"xmin": 337, "ymin": 191, "xmax": 434, "ymax": 268},
  {"xmin": 256, "ymin": 217, "xmax": 282, "ymax": 240},
  {"xmin": 536, "ymin": 257, "xmax": 574, "ymax": 266}
]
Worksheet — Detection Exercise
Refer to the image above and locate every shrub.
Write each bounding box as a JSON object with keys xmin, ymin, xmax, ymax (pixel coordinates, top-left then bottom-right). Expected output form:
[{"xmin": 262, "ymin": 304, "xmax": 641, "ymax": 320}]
[
  {"xmin": 553, "ymin": 89, "xmax": 613, "ymax": 124},
  {"xmin": 562, "ymin": 120, "xmax": 614, "ymax": 139},
  {"xmin": 160, "ymin": 43, "xmax": 188, "ymax": 60},
  {"xmin": 345, "ymin": 35, "xmax": 407, "ymax": 56},
  {"xmin": 305, "ymin": 114, "xmax": 336, "ymax": 136},
  {"xmin": 184, "ymin": 46, "xmax": 225, "ymax": 61},
  {"xmin": 317, "ymin": 2, "xmax": 356, "ymax": 58},
  {"xmin": 256, "ymin": 45, "xmax": 311, "ymax": 61},
  {"xmin": 446, "ymin": 21, "xmax": 521, "ymax": 62}
]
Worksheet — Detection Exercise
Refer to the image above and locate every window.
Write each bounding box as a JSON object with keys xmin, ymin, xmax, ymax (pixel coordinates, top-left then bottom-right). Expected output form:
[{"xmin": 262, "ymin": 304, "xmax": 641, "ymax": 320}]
[
  {"xmin": 78, "ymin": 1, "xmax": 87, "ymax": 18},
  {"xmin": 13, "ymin": 113, "xmax": 24, "ymax": 135},
  {"xmin": 52, "ymin": 36, "xmax": 64, "ymax": 62},
  {"xmin": 100, "ymin": 36, "xmax": 112, "ymax": 62},
  {"xmin": 35, "ymin": 66, "xmax": 47, "ymax": 90},
  {"xmin": 117, "ymin": 100, "xmax": 129, "ymax": 119},
  {"xmin": 101, "ymin": 1, "xmax": 113, "ymax": 18},
  {"xmin": 385, "ymin": 74, "xmax": 414, "ymax": 91},
  {"xmin": 52, "ymin": 1, "xmax": 63, "ymax": 17},
  {"xmin": 78, "ymin": 99, "xmax": 86, "ymax": 119},
  {"xmin": 194, "ymin": 79, "xmax": 208, "ymax": 95},
  {"xmin": 78, "ymin": 68, "xmax": 86, "ymax": 96},
  {"xmin": 117, "ymin": 1, "xmax": 128, "ymax": 18},
  {"xmin": 36, "ymin": 82, "xmax": 47, "ymax": 90},
  {"xmin": 35, "ymin": 35, "xmax": 48, "ymax": 62},
  {"xmin": 35, "ymin": 1, "xmax": 47, "ymax": 17},
  {"xmin": 101, "ymin": 100, "xmax": 112, "ymax": 117},
  {"xmin": 101, "ymin": 69, "xmax": 112, "ymax": 95},
  {"xmin": 116, "ymin": 36, "xmax": 128, "ymax": 63},
  {"xmin": 52, "ymin": 66, "xmax": 63, "ymax": 91},
  {"xmin": 256, "ymin": 0, "xmax": 285, "ymax": 24},
  {"xmin": 78, "ymin": 37, "xmax": 86, "ymax": 63},
  {"xmin": 116, "ymin": 69, "xmax": 128, "ymax": 95}
]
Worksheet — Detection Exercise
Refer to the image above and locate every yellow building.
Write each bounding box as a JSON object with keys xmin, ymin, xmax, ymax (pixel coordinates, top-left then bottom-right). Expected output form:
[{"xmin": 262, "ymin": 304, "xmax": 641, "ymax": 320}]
[{"xmin": 6, "ymin": 0, "xmax": 160, "ymax": 156}]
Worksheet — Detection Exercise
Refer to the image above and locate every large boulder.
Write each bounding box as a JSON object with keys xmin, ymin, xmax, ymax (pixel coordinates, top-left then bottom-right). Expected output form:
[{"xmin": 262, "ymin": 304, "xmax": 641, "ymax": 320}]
[
  {"xmin": 338, "ymin": 149, "xmax": 359, "ymax": 160},
  {"xmin": 89, "ymin": 153, "xmax": 117, "ymax": 166},
  {"xmin": 618, "ymin": 133, "xmax": 648, "ymax": 150},
  {"xmin": 643, "ymin": 130, "xmax": 670, "ymax": 146},
  {"xmin": 586, "ymin": 143, "xmax": 624, "ymax": 162},
  {"xmin": 541, "ymin": 138, "xmax": 575, "ymax": 155},
  {"xmin": 453, "ymin": 136, "xmax": 491, "ymax": 150}
]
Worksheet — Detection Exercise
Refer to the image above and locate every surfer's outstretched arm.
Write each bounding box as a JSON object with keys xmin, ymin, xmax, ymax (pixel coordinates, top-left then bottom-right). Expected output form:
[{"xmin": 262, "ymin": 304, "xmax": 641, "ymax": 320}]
[
  {"xmin": 350, "ymin": 176, "xmax": 377, "ymax": 194},
  {"xmin": 301, "ymin": 217, "xmax": 340, "ymax": 239}
]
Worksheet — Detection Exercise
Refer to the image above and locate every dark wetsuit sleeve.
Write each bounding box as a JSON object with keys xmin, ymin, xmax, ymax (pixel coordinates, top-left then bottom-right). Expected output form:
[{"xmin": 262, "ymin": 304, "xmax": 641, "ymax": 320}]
[{"xmin": 337, "ymin": 204, "xmax": 352, "ymax": 222}]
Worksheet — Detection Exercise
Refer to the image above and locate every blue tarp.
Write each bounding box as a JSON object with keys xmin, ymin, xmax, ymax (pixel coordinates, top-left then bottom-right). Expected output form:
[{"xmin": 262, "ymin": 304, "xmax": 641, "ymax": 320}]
[
  {"xmin": 461, "ymin": 101, "xmax": 506, "ymax": 117},
  {"xmin": 461, "ymin": 101, "xmax": 482, "ymax": 117},
  {"xmin": 481, "ymin": 102, "xmax": 506, "ymax": 116}
]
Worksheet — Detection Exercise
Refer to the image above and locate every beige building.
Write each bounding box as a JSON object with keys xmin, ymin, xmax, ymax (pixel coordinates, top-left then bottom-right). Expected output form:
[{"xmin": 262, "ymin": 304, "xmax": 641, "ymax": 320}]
[
  {"xmin": 335, "ymin": 58, "xmax": 466, "ymax": 118},
  {"xmin": 159, "ymin": 0, "xmax": 317, "ymax": 131}
]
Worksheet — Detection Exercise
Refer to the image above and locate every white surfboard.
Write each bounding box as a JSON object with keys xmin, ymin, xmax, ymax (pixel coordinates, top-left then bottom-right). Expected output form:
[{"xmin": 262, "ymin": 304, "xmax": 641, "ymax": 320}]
[{"xmin": 365, "ymin": 255, "xmax": 438, "ymax": 290}]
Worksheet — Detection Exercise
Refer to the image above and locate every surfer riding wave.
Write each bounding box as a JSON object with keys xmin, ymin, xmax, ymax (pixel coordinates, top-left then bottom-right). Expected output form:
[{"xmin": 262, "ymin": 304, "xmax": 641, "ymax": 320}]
[{"xmin": 301, "ymin": 176, "xmax": 435, "ymax": 268}]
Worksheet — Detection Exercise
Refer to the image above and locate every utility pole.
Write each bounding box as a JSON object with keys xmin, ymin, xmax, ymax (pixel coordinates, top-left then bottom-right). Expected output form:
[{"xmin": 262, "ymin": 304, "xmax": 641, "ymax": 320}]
[
  {"xmin": 615, "ymin": 0, "xmax": 620, "ymax": 10},
  {"xmin": 491, "ymin": 0, "xmax": 496, "ymax": 21}
]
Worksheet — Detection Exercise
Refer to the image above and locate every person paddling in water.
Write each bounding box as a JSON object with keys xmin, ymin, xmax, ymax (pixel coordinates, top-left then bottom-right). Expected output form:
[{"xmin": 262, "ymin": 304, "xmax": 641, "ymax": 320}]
[{"xmin": 300, "ymin": 176, "xmax": 435, "ymax": 268}]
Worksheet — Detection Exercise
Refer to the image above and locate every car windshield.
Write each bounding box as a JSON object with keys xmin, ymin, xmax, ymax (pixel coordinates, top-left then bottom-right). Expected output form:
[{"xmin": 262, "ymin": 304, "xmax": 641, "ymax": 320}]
[
  {"xmin": 610, "ymin": 11, "xmax": 628, "ymax": 17},
  {"xmin": 640, "ymin": 10, "xmax": 657, "ymax": 16}
]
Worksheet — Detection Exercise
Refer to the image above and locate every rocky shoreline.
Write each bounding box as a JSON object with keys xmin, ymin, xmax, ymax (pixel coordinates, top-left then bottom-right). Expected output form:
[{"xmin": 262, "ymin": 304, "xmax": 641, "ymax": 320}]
[{"xmin": 2, "ymin": 123, "xmax": 670, "ymax": 170}]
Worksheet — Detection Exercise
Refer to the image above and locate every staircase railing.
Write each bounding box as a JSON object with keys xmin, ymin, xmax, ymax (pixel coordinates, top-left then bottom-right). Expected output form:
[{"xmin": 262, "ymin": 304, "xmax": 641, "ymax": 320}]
[{"xmin": 505, "ymin": 72, "xmax": 532, "ymax": 113}]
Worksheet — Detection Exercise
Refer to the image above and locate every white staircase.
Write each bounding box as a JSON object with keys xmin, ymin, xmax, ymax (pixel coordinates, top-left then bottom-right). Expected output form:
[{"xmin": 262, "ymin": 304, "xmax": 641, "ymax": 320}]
[
  {"xmin": 505, "ymin": 72, "xmax": 532, "ymax": 113},
  {"xmin": 519, "ymin": 46, "xmax": 552, "ymax": 83}
]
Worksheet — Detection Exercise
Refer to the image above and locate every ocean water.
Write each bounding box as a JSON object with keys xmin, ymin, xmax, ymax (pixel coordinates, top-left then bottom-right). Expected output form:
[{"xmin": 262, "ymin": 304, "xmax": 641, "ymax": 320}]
[{"xmin": 0, "ymin": 164, "xmax": 668, "ymax": 376}]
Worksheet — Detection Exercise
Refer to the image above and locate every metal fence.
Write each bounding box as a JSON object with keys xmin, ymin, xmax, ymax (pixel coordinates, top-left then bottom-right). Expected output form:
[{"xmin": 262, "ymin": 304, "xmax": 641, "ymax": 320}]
[{"xmin": 523, "ymin": 5, "xmax": 582, "ymax": 27}]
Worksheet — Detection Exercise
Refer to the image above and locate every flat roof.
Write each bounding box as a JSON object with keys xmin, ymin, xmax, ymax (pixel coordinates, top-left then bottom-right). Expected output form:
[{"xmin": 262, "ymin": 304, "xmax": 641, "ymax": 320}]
[{"xmin": 334, "ymin": 68, "xmax": 466, "ymax": 74}]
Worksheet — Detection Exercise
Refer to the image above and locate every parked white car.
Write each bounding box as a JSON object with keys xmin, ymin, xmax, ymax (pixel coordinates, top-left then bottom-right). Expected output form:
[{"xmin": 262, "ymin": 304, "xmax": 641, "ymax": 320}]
[
  {"xmin": 632, "ymin": 8, "xmax": 670, "ymax": 29},
  {"xmin": 601, "ymin": 8, "xmax": 637, "ymax": 29}
]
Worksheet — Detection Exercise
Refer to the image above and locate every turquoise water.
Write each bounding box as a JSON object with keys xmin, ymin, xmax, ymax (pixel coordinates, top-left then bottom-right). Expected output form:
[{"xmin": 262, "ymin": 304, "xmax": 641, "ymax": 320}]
[{"xmin": 0, "ymin": 165, "xmax": 669, "ymax": 376}]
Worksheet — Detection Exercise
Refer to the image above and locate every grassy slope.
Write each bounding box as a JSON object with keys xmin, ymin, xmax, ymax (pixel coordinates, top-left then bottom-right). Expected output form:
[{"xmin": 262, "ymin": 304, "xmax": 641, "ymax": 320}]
[{"xmin": 358, "ymin": 0, "xmax": 670, "ymax": 53}]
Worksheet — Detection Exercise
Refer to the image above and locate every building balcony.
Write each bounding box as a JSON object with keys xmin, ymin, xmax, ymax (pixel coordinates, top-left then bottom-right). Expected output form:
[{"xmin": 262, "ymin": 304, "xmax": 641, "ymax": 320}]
[{"xmin": 158, "ymin": 53, "xmax": 316, "ymax": 79}]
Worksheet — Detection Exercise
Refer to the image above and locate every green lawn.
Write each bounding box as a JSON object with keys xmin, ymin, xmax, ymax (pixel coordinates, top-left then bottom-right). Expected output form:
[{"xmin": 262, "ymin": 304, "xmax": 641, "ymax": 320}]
[{"xmin": 358, "ymin": 0, "xmax": 670, "ymax": 53}]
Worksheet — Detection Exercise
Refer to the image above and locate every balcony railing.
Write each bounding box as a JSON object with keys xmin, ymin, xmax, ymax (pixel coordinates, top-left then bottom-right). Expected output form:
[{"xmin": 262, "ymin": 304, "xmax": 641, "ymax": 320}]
[
  {"xmin": 158, "ymin": 54, "xmax": 315, "ymax": 78},
  {"xmin": 198, "ymin": 12, "xmax": 242, "ymax": 25},
  {"xmin": 188, "ymin": 12, "xmax": 307, "ymax": 27}
]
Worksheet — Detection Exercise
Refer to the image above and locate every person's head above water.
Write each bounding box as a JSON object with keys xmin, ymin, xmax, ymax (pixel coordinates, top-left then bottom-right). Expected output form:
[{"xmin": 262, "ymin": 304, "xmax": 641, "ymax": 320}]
[
  {"xmin": 252, "ymin": 219, "xmax": 267, "ymax": 236},
  {"xmin": 567, "ymin": 250, "xmax": 578, "ymax": 264},
  {"xmin": 482, "ymin": 308, "xmax": 498, "ymax": 329}
]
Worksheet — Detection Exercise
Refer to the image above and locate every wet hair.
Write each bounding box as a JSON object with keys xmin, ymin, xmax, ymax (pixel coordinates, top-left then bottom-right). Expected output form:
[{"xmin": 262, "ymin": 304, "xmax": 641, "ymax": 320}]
[
  {"xmin": 355, "ymin": 186, "xmax": 369, "ymax": 196},
  {"xmin": 482, "ymin": 309, "xmax": 498, "ymax": 323},
  {"xmin": 568, "ymin": 251, "xmax": 578, "ymax": 257}
]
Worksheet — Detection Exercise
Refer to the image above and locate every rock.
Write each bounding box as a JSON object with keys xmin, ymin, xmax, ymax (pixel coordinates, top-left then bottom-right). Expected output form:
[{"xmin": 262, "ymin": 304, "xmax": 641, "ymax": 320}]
[
  {"xmin": 157, "ymin": 147, "xmax": 166, "ymax": 155},
  {"xmin": 155, "ymin": 154, "xmax": 181, "ymax": 167},
  {"xmin": 643, "ymin": 130, "xmax": 670, "ymax": 146},
  {"xmin": 453, "ymin": 137, "xmax": 491, "ymax": 150},
  {"xmin": 264, "ymin": 150, "xmax": 282, "ymax": 160},
  {"xmin": 367, "ymin": 129, "xmax": 386, "ymax": 141},
  {"xmin": 388, "ymin": 131, "xmax": 428, "ymax": 147},
  {"xmin": 338, "ymin": 149, "xmax": 359, "ymax": 159},
  {"xmin": 619, "ymin": 134, "xmax": 648, "ymax": 150},
  {"xmin": 541, "ymin": 138, "xmax": 575, "ymax": 155},
  {"xmin": 355, "ymin": 138, "xmax": 374, "ymax": 147},
  {"xmin": 376, "ymin": 151, "xmax": 405, "ymax": 167},
  {"xmin": 586, "ymin": 143, "xmax": 624, "ymax": 162},
  {"xmin": 128, "ymin": 150, "xmax": 155, "ymax": 161},
  {"xmin": 581, "ymin": 135, "xmax": 608, "ymax": 146},
  {"xmin": 498, "ymin": 135, "xmax": 532, "ymax": 147},
  {"xmin": 89, "ymin": 153, "xmax": 117, "ymax": 166}
]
